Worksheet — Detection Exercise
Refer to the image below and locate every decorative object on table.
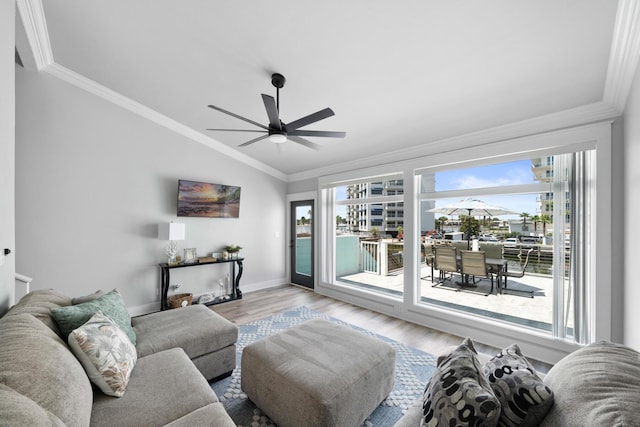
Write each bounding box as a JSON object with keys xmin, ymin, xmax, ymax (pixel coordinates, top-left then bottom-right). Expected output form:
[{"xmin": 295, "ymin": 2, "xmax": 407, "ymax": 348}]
[
  {"xmin": 198, "ymin": 293, "xmax": 214, "ymax": 304},
  {"xmin": 168, "ymin": 293, "xmax": 193, "ymax": 309},
  {"xmin": 218, "ymin": 279, "xmax": 226, "ymax": 299},
  {"xmin": 197, "ymin": 256, "xmax": 216, "ymax": 263},
  {"xmin": 183, "ymin": 248, "xmax": 197, "ymax": 264},
  {"xmin": 158, "ymin": 222, "xmax": 185, "ymax": 265},
  {"xmin": 224, "ymin": 245, "xmax": 242, "ymax": 259},
  {"xmin": 212, "ymin": 252, "xmax": 222, "ymax": 260},
  {"xmin": 177, "ymin": 179, "xmax": 241, "ymax": 218}
]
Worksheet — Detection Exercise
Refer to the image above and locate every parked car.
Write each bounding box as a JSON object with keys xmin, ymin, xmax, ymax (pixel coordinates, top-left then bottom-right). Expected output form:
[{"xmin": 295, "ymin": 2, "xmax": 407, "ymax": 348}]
[{"xmin": 503, "ymin": 237, "xmax": 519, "ymax": 248}]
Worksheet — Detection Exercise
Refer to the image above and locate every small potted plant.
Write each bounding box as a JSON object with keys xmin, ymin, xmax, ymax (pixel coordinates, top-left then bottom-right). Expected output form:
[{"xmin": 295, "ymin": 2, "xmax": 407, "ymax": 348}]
[{"xmin": 224, "ymin": 245, "xmax": 242, "ymax": 259}]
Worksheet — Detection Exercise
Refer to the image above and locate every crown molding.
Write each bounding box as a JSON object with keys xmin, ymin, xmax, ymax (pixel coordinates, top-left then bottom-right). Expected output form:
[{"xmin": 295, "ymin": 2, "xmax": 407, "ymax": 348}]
[
  {"xmin": 603, "ymin": 0, "xmax": 640, "ymax": 112},
  {"xmin": 15, "ymin": 0, "xmax": 53, "ymax": 71},
  {"xmin": 17, "ymin": 0, "xmax": 635, "ymax": 183},
  {"xmin": 44, "ymin": 64, "xmax": 288, "ymax": 182},
  {"xmin": 286, "ymin": 101, "xmax": 620, "ymax": 182}
]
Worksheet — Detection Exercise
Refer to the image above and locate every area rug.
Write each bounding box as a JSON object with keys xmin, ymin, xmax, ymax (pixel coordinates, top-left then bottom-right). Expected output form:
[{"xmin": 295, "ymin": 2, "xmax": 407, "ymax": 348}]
[{"xmin": 210, "ymin": 306, "xmax": 436, "ymax": 427}]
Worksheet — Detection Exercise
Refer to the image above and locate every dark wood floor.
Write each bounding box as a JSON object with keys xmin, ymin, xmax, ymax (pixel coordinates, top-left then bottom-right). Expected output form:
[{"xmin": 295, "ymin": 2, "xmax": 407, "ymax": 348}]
[{"xmin": 210, "ymin": 284, "xmax": 551, "ymax": 373}]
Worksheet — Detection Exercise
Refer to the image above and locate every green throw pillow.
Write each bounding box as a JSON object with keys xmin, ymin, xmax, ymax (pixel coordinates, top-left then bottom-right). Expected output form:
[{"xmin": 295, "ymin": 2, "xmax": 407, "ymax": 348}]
[{"xmin": 51, "ymin": 289, "xmax": 136, "ymax": 344}]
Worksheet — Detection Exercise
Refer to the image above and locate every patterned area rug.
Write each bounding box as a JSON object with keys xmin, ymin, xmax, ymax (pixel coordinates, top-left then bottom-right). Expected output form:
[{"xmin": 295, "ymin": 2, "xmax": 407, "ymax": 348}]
[{"xmin": 210, "ymin": 306, "xmax": 436, "ymax": 427}]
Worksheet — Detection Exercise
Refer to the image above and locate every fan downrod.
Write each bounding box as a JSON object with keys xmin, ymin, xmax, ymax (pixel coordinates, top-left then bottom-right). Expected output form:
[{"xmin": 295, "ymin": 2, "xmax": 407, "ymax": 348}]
[{"xmin": 271, "ymin": 73, "xmax": 286, "ymax": 89}]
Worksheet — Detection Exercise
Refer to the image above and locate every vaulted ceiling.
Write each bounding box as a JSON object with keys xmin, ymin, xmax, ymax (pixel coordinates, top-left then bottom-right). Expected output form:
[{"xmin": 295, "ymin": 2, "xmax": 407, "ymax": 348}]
[{"xmin": 16, "ymin": 1, "xmax": 639, "ymax": 181}]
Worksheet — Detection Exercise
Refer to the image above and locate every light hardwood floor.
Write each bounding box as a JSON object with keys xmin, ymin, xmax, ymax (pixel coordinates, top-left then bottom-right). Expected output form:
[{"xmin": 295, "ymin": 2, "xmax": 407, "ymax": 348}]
[{"xmin": 210, "ymin": 284, "xmax": 552, "ymax": 373}]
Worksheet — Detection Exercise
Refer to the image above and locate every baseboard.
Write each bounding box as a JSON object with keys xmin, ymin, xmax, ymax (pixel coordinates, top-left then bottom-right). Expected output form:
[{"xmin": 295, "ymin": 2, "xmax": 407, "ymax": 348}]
[{"xmin": 240, "ymin": 278, "xmax": 288, "ymax": 293}]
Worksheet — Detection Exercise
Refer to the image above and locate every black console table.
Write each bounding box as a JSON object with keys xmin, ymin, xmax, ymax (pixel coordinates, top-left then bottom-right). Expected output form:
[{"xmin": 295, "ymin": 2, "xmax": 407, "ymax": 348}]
[{"xmin": 159, "ymin": 257, "xmax": 244, "ymax": 310}]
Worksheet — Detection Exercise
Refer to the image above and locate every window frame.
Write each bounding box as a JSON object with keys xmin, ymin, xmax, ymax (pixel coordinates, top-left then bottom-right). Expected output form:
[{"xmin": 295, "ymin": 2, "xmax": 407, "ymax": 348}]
[{"xmin": 316, "ymin": 122, "xmax": 612, "ymax": 364}]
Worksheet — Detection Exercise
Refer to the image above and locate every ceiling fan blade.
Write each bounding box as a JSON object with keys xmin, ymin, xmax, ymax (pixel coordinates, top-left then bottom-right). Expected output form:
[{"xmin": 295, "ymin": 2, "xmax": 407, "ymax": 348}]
[
  {"xmin": 261, "ymin": 94, "xmax": 281, "ymax": 130},
  {"xmin": 238, "ymin": 134, "xmax": 270, "ymax": 147},
  {"xmin": 288, "ymin": 130, "xmax": 346, "ymax": 138},
  {"xmin": 208, "ymin": 104, "xmax": 269, "ymax": 130},
  {"xmin": 206, "ymin": 129, "xmax": 266, "ymax": 133},
  {"xmin": 288, "ymin": 135, "xmax": 321, "ymax": 151},
  {"xmin": 285, "ymin": 108, "xmax": 335, "ymax": 131}
]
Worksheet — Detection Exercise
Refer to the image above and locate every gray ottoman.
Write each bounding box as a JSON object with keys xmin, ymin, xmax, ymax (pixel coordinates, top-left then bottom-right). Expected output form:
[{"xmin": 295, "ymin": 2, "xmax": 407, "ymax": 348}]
[{"xmin": 241, "ymin": 318, "xmax": 396, "ymax": 427}]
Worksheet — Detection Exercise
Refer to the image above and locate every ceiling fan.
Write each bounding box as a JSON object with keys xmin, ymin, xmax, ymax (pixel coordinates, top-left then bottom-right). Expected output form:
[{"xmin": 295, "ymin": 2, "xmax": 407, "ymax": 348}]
[{"xmin": 206, "ymin": 73, "xmax": 346, "ymax": 150}]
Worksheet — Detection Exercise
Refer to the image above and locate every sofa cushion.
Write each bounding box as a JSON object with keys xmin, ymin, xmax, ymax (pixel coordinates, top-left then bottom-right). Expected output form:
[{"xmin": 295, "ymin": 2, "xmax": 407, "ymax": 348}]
[
  {"xmin": 68, "ymin": 311, "xmax": 137, "ymax": 397},
  {"xmin": 164, "ymin": 402, "xmax": 236, "ymax": 427},
  {"xmin": 4, "ymin": 289, "xmax": 72, "ymax": 335},
  {"xmin": 421, "ymin": 337, "xmax": 501, "ymax": 426},
  {"xmin": 541, "ymin": 341, "xmax": 640, "ymax": 427},
  {"xmin": 0, "ymin": 384, "xmax": 66, "ymax": 426},
  {"xmin": 0, "ymin": 314, "xmax": 93, "ymax": 426},
  {"xmin": 91, "ymin": 347, "xmax": 219, "ymax": 427},
  {"xmin": 483, "ymin": 344, "xmax": 554, "ymax": 427},
  {"xmin": 51, "ymin": 288, "xmax": 136, "ymax": 344},
  {"xmin": 132, "ymin": 304, "xmax": 237, "ymax": 359}
]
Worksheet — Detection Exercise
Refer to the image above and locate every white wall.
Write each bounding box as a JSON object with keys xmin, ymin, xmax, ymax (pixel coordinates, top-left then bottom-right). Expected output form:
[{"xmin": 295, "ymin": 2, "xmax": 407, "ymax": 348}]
[
  {"xmin": 0, "ymin": 1, "xmax": 16, "ymax": 316},
  {"xmin": 15, "ymin": 67, "xmax": 287, "ymax": 314},
  {"xmin": 624, "ymin": 63, "xmax": 640, "ymax": 350}
]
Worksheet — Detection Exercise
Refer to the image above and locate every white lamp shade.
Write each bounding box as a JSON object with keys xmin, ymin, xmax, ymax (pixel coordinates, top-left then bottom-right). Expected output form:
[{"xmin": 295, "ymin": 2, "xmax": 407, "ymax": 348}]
[{"xmin": 158, "ymin": 222, "xmax": 185, "ymax": 241}]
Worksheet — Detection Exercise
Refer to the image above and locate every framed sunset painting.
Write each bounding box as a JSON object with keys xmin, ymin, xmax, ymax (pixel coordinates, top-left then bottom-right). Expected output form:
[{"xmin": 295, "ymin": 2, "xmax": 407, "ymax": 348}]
[{"xmin": 177, "ymin": 179, "xmax": 241, "ymax": 218}]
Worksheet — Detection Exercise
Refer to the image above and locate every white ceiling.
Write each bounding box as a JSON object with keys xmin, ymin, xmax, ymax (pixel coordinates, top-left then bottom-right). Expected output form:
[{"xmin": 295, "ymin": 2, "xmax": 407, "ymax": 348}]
[{"xmin": 20, "ymin": 1, "xmax": 623, "ymax": 179}]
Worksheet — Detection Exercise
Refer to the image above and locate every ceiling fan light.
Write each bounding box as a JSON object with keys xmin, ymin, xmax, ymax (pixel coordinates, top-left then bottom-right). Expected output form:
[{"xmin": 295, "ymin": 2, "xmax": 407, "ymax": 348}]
[{"xmin": 269, "ymin": 133, "xmax": 287, "ymax": 144}]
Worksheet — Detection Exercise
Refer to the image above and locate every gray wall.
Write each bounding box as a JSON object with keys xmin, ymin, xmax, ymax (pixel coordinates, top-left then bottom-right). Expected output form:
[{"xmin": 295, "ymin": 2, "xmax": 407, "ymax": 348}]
[
  {"xmin": 15, "ymin": 67, "xmax": 287, "ymax": 314},
  {"xmin": 0, "ymin": 2, "xmax": 15, "ymax": 316}
]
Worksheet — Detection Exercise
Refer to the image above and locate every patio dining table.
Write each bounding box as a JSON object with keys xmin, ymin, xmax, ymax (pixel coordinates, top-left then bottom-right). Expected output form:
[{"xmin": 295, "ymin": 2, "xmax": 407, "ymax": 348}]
[{"xmin": 428, "ymin": 254, "xmax": 507, "ymax": 294}]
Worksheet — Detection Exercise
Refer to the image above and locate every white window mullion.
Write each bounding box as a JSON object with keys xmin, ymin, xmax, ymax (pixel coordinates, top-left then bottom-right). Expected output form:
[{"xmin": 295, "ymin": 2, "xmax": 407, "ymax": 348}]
[
  {"xmin": 552, "ymin": 154, "xmax": 569, "ymax": 338},
  {"xmin": 571, "ymin": 150, "xmax": 597, "ymax": 344}
]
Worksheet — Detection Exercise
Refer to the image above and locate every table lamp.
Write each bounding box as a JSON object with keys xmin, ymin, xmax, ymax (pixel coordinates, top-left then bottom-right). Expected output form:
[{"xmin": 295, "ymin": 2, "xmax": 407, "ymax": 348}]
[{"xmin": 158, "ymin": 222, "xmax": 185, "ymax": 265}]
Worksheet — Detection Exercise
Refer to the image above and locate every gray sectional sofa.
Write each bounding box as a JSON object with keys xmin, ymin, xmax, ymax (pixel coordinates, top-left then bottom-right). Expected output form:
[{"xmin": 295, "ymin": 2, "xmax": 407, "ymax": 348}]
[{"xmin": 0, "ymin": 289, "xmax": 238, "ymax": 426}]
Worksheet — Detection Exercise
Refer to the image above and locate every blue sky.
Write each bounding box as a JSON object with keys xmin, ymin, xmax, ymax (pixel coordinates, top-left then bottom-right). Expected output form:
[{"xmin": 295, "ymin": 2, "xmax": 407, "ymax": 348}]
[
  {"xmin": 332, "ymin": 159, "xmax": 543, "ymax": 221},
  {"xmin": 433, "ymin": 160, "xmax": 540, "ymax": 219}
]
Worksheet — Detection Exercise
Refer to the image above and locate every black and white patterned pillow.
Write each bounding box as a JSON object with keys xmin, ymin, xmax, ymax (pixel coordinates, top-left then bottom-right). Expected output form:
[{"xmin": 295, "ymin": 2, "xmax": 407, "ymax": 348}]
[
  {"xmin": 482, "ymin": 344, "xmax": 553, "ymax": 427},
  {"xmin": 422, "ymin": 337, "xmax": 501, "ymax": 427}
]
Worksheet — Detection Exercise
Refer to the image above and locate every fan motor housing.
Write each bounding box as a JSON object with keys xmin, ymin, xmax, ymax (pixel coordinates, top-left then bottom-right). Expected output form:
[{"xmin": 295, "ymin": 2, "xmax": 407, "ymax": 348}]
[{"xmin": 271, "ymin": 73, "xmax": 286, "ymax": 89}]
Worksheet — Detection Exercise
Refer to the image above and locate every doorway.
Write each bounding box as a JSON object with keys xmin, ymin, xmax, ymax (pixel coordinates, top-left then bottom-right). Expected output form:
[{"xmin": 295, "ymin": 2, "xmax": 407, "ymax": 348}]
[{"xmin": 290, "ymin": 200, "xmax": 314, "ymax": 289}]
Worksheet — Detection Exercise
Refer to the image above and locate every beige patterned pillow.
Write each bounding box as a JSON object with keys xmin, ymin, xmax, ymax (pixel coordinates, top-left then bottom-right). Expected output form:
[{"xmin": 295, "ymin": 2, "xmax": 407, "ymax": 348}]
[{"xmin": 68, "ymin": 311, "xmax": 137, "ymax": 397}]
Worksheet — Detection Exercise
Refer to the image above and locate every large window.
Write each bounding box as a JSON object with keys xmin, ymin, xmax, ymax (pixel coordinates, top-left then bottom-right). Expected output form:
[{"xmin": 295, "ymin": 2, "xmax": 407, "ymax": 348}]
[
  {"xmin": 417, "ymin": 151, "xmax": 595, "ymax": 341},
  {"xmin": 318, "ymin": 122, "xmax": 611, "ymax": 359},
  {"xmin": 330, "ymin": 176, "xmax": 405, "ymax": 296}
]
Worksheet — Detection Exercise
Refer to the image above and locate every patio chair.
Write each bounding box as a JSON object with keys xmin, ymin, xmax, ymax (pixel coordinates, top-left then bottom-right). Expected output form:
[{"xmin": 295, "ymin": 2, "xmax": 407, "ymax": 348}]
[
  {"xmin": 422, "ymin": 243, "xmax": 435, "ymax": 282},
  {"xmin": 459, "ymin": 250, "xmax": 495, "ymax": 294},
  {"xmin": 498, "ymin": 248, "xmax": 534, "ymax": 297},
  {"xmin": 433, "ymin": 245, "xmax": 458, "ymax": 286}
]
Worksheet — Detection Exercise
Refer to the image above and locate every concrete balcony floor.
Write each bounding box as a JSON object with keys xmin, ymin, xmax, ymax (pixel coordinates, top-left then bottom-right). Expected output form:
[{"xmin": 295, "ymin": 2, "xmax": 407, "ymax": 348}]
[{"xmin": 339, "ymin": 265, "xmax": 574, "ymax": 334}]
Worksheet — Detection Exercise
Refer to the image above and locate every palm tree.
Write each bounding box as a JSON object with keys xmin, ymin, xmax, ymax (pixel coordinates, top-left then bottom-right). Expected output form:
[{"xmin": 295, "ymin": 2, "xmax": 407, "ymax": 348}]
[
  {"xmin": 435, "ymin": 216, "xmax": 449, "ymax": 234},
  {"xmin": 540, "ymin": 214, "xmax": 552, "ymax": 235},
  {"xmin": 520, "ymin": 212, "xmax": 531, "ymax": 231},
  {"xmin": 531, "ymin": 215, "xmax": 541, "ymax": 234},
  {"xmin": 459, "ymin": 215, "xmax": 480, "ymax": 239}
]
